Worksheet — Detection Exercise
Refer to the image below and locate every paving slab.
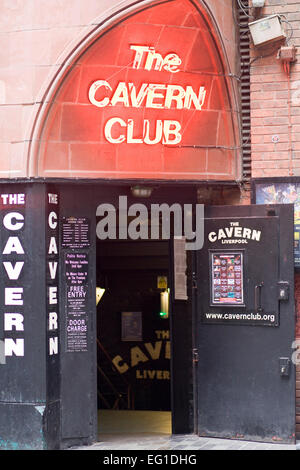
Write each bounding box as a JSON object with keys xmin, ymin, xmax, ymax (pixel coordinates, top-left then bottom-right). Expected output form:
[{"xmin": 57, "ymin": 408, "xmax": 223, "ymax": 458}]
[{"xmin": 71, "ymin": 434, "xmax": 297, "ymax": 451}]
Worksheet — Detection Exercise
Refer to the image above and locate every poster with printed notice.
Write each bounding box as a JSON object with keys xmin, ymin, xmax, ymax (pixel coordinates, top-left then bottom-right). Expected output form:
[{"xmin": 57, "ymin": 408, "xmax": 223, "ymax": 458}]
[
  {"xmin": 210, "ymin": 252, "xmax": 244, "ymax": 306},
  {"xmin": 62, "ymin": 216, "xmax": 90, "ymax": 249}
]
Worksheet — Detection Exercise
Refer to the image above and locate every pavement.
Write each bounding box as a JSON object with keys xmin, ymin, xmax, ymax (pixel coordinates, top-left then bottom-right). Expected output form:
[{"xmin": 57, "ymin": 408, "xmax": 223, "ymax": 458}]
[
  {"xmin": 70, "ymin": 411, "xmax": 298, "ymax": 451},
  {"xmin": 72, "ymin": 433, "xmax": 297, "ymax": 451}
]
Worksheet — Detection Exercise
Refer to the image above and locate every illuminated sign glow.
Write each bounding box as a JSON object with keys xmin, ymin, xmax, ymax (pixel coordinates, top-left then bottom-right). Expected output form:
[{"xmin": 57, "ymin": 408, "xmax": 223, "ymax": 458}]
[
  {"xmin": 39, "ymin": 0, "xmax": 239, "ymax": 180},
  {"xmin": 88, "ymin": 45, "xmax": 206, "ymax": 146}
]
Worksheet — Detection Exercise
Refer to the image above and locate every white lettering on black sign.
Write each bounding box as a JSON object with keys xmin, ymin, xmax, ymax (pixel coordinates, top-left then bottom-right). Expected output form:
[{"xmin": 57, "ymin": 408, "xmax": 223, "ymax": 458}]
[
  {"xmin": 47, "ymin": 192, "xmax": 59, "ymax": 356},
  {"xmin": 208, "ymin": 221, "xmax": 262, "ymax": 245},
  {"xmin": 2, "ymin": 194, "xmax": 26, "ymax": 358}
]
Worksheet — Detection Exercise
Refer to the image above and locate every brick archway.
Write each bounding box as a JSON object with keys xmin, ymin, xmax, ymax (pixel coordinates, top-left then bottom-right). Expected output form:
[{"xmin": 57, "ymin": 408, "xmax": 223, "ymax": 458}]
[{"xmin": 29, "ymin": 0, "xmax": 241, "ymax": 181}]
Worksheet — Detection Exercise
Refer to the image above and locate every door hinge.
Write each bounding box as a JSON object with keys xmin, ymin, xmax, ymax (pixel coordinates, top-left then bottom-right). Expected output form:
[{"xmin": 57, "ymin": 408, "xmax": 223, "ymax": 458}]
[
  {"xmin": 192, "ymin": 272, "xmax": 197, "ymax": 290},
  {"xmin": 193, "ymin": 348, "xmax": 199, "ymax": 363}
]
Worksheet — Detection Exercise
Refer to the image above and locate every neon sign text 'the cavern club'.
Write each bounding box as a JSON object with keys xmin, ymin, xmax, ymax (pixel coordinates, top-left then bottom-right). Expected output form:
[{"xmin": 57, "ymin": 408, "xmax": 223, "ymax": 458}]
[{"xmin": 88, "ymin": 45, "xmax": 207, "ymax": 145}]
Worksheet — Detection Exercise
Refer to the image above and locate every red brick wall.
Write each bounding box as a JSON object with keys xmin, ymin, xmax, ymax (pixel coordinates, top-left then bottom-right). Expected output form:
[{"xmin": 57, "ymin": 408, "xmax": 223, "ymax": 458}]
[
  {"xmin": 250, "ymin": 0, "xmax": 300, "ymax": 178},
  {"xmin": 249, "ymin": 0, "xmax": 300, "ymax": 339},
  {"xmin": 249, "ymin": 2, "xmax": 300, "ymax": 433}
]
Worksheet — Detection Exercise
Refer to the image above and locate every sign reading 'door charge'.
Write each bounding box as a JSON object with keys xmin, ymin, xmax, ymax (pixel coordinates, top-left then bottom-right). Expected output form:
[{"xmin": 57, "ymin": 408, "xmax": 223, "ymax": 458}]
[{"xmin": 88, "ymin": 45, "xmax": 206, "ymax": 146}]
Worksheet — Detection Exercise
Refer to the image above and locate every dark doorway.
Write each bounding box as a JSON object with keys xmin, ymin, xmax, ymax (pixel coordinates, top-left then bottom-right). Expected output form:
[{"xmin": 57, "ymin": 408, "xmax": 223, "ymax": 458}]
[{"xmin": 96, "ymin": 238, "xmax": 172, "ymax": 434}]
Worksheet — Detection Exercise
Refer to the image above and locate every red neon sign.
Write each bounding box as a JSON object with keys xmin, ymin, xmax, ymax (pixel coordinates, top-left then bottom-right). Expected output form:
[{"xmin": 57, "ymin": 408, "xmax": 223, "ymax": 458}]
[
  {"xmin": 39, "ymin": 0, "xmax": 238, "ymax": 180},
  {"xmin": 88, "ymin": 44, "xmax": 206, "ymax": 146}
]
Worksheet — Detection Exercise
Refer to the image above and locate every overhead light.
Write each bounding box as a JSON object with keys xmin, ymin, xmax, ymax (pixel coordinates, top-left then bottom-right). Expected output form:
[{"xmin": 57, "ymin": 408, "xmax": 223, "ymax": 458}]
[
  {"xmin": 131, "ymin": 185, "xmax": 153, "ymax": 198},
  {"xmin": 96, "ymin": 287, "xmax": 106, "ymax": 305}
]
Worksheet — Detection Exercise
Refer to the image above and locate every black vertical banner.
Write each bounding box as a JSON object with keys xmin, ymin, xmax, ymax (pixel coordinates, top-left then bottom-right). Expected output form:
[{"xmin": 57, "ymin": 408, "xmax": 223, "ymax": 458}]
[
  {"xmin": 0, "ymin": 184, "xmax": 48, "ymax": 450},
  {"xmin": 59, "ymin": 187, "xmax": 97, "ymax": 446},
  {"xmin": 45, "ymin": 186, "xmax": 60, "ymax": 448}
]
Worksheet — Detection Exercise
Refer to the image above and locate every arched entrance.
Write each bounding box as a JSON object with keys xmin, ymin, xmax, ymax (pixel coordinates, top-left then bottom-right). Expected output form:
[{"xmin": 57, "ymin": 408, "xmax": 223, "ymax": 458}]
[
  {"xmin": 29, "ymin": 0, "xmax": 241, "ymax": 181},
  {"xmin": 28, "ymin": 0, "xmax": 242, "ymax": 449}
]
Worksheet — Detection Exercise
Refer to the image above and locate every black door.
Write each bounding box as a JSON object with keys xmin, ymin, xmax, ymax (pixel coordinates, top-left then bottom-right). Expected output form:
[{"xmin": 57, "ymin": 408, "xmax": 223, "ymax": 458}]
[{"xmin": 195, "ymin": 204, "xmax": 295, "ymax": 443}]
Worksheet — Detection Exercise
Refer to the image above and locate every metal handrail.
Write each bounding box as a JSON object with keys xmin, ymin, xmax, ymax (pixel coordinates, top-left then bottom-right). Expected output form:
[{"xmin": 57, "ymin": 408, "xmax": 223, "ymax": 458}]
[
  {"xmin": 97, "ymin": 339, "xmax": 130, "ymax": 386},
  {"xmin": 97, "ymin": 364, "xmax": 128, "ymax": 409},
  {"xmin": 97, "ymin": 389, "xmax": 111, "ymax": 409},
  {"xmin": 97, "ymin": 339, "xmax": 134, "ymax": 409}
]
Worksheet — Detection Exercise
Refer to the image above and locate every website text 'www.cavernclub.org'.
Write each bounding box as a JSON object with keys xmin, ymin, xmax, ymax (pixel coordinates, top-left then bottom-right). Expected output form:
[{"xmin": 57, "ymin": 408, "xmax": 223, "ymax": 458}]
[{"xmin": 203, "ymin": 311, "xmax": 276, "ymax": 324}]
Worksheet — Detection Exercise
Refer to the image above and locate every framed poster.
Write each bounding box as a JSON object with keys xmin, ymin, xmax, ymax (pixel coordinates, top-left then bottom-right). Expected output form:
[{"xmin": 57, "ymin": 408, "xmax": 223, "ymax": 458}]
[
  {"xmin": 61, "ymin": 216, "xmax": 90, "ymax": 248},
  {"xmin": 252, "ymin": 177, "xmax": 300, "ymax": 268},
  {"xmin": 210, "ymin": 251, "xmax": 244, "ymax": 306},
  {"xmin": 121, "ymin": 312, "xmax": 142, "ymax": 342}
]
